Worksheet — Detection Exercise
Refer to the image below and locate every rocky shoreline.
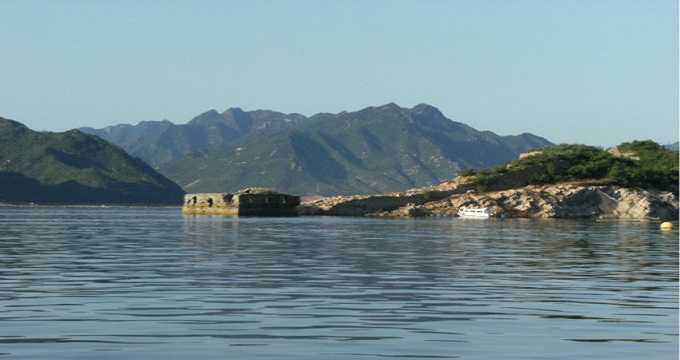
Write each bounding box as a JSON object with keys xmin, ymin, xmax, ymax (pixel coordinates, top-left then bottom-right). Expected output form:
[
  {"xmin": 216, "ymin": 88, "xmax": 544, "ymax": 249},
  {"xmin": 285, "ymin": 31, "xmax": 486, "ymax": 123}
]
[{"xmin": 298, "ymin": 180, "xmax": 679, "ymax": 220}]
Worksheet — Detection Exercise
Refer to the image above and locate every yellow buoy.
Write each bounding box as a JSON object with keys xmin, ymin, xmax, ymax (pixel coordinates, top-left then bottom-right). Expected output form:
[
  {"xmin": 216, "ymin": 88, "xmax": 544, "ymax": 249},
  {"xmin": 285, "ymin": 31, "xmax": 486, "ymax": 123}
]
[{"xmin": 660, "ymin": 222, "xmax": 674, "ymax": 230}]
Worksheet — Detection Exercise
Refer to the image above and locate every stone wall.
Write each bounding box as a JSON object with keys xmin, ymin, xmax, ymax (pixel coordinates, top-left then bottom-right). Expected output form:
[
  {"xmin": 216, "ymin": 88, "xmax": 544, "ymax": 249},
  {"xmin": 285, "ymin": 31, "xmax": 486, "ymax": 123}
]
[{"xmin": 183, "ymin": 190, "xmax": 300, "ymax": 216}]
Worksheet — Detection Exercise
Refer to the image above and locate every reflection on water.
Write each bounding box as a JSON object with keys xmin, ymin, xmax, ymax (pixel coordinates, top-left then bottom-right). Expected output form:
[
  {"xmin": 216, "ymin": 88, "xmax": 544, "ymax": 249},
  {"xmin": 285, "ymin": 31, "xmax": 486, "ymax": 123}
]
[{"xmin": 0, "ymin": 207, "xmax": 677, "ymax": 359}]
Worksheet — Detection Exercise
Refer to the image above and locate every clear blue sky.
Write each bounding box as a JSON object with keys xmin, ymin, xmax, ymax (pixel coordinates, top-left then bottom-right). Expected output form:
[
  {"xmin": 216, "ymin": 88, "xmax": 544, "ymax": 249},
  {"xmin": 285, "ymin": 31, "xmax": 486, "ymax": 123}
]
[{"xmin": 2, "ymin": 0, "xmax": 678, "ymax": 147}]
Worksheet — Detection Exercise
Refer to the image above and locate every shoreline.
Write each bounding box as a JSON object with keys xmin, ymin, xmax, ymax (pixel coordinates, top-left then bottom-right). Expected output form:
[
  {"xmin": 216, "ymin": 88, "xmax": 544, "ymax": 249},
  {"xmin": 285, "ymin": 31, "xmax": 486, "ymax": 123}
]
[
  {"xmin": 0, "ymin": 202, "xmax": 182, "ymax": 208},
  {"xmin": 298, "ymin": 182, "xmax": 679, "ymax": 221}
]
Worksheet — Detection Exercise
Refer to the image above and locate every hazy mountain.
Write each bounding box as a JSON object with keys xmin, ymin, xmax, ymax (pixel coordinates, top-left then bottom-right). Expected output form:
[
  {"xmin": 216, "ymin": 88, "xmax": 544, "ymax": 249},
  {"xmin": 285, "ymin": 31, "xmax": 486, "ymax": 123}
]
[
  {"xmin": 80, "ymin": 119, "xmax": 173, "ymax": 147},
  {"xmin": 0, "ymin": 118, "xmax": 185, "ymax": 204},
  {"xmin": 158, "ymin": 103, "xmax": 553, "ymax": 196},
  {"xmin": 80, "ymin": 109, "xmax": 310, "ymax": 166}
]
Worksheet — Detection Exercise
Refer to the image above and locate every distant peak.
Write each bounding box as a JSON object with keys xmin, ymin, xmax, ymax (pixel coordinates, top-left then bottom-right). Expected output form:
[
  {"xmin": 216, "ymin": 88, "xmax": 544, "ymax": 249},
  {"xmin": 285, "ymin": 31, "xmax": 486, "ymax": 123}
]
[
  {"xmin": 358, "ymin": 102, "xmax": 402, "ymax": 112},
  {"xmin": 223, "ymin": 107, "xmax": 246, "ymax": 115},
  {"xmin": 410, "ymin": 103, "xmax": 443, "ymax": 116},
  {"xmin": 381, "ymin": 102, "xmax": 401, "ymax": 109},
  {"xmin": 136, "ymin": 119, "xmax": 174, "ymax": 126},
  {"xmin": 0, "ymin": 117, "xmax": 30, "ymax": 130},
  {"xmin": 188, "ymin": 109, "xmax": 221, "ymax": 124}
]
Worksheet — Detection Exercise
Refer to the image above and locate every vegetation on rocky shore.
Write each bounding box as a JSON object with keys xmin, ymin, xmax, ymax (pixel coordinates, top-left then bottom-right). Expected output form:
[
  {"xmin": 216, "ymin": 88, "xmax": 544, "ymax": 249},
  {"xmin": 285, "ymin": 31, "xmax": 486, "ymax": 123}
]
[
  {"xmin": 299, "ymin": 141, "xmax": 679, "ymax": 220},
  {"xmin": 464, "ymin": 141, "xmax": 678, "ymax": 195}
]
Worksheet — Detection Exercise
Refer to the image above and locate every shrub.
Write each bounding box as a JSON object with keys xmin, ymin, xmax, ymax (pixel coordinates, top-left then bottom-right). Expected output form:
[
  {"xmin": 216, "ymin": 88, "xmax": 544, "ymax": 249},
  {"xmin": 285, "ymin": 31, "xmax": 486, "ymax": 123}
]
[
  {"xmin": 471, "ymin": 170, "xmax": 492, "ymax": 192},
  {"xmin": 460, "ymin": 169, "xmax": 476, "ymax": 176},
  {"xmin": 422, "ymin": 189, "xmax": 433, "ymax": 202}
]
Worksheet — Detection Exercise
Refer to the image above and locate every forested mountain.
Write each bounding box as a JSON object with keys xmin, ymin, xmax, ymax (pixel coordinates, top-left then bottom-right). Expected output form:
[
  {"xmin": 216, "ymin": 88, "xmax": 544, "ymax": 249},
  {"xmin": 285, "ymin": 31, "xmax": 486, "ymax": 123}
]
[
  {"xmin": 0, "ymin": 118, "xmax": 185, "ymax": 204},
  {"xmin": 157, "ymin": 103, "xmax": 552, "ymax": 196},
  {"xmin": 81, "ymin": 109, "xmax": 310, "ymax": 166}
]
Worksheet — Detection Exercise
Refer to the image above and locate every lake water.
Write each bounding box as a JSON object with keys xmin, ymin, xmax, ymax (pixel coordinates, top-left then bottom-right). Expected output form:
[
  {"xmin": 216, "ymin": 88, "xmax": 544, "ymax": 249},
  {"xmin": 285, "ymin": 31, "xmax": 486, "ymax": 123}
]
[{"xmin": 0, "ymin": 207, "xmax": 677, "ymax": 359}]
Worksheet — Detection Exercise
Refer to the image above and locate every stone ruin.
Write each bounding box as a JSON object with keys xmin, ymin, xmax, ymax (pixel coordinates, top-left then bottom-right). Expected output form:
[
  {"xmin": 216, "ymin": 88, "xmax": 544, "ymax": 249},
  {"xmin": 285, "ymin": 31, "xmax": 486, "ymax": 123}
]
[{"xmin": 182, "ymin": 188, "xmax": 300, "ymax": 216}]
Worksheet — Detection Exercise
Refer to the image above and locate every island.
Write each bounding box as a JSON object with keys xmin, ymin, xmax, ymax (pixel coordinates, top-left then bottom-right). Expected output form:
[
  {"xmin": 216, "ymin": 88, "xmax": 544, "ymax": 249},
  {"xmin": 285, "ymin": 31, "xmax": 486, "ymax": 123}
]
[{"xmin": 298, "ymin": 142, "xmax": 679, "ymax": 220}]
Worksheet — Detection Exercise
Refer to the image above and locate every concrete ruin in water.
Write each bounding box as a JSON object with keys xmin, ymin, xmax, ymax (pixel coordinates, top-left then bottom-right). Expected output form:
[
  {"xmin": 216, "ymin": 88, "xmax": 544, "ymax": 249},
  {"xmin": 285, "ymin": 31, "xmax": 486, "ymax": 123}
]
[{"xmin": 182, "ymin": 188, "xmax": 300, "ymax": 216}]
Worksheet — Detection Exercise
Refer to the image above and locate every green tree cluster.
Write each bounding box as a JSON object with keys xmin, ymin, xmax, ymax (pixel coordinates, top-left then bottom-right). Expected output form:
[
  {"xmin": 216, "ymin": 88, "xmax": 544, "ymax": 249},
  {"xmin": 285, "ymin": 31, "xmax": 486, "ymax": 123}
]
[{"xmin": 467, "ymin": 141, "xmax": 678, "ymax": 194}]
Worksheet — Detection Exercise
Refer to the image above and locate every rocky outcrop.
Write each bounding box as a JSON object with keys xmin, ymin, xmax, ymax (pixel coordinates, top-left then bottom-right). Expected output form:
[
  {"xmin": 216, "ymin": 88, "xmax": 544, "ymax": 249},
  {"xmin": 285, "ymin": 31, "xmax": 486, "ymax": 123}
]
[
  {"xmin": 297, "ymin": 180, "xmax": 474, "ymax": 216},
  {"xmin": 298, "ymin": 183, "xmax": 678, "ymax": 220},
  {"xmin": 425, "ymin": 185, "xmax": 677, "ymax": 220}
]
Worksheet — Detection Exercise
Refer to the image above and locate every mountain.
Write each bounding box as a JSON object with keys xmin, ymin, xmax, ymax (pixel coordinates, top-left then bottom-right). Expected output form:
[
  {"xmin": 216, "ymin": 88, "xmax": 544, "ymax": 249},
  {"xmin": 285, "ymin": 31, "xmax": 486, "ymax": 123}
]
[
  {"xmin": 79, "ymin": 119, "xmax": 173, "ymax": 147},
  {"xmin": 158, "ymin": 103, "xmax": 553, "ymax": 197},
  {"xmin": 80, "ymin": 109, "xmax": 310, "ymax": 166},
  {"xmin": 0, "ymin": 118, "xmax": 185, "ymax": 204}
]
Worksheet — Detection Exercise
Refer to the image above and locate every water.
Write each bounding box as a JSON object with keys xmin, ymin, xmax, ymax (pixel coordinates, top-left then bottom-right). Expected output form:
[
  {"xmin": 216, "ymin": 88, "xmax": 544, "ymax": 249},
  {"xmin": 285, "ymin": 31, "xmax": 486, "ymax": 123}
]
[{"xmin": 0, "ymin": 207, "xmax": 677, "ymax": 359}]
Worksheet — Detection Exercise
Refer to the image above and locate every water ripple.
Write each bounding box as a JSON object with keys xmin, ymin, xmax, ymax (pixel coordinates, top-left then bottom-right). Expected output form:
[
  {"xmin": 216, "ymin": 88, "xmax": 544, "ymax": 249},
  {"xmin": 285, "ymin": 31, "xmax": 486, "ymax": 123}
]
[{"xmin": 0, "ymin": 208, "xmax": 677, "ymax": 359}]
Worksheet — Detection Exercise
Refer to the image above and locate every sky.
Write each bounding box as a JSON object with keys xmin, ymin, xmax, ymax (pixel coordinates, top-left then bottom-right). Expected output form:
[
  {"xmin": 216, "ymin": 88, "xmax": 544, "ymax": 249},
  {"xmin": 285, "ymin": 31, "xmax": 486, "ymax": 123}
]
[{"xmin": 1, "ymin": 0, "xmax": 678, "ymax": 147}]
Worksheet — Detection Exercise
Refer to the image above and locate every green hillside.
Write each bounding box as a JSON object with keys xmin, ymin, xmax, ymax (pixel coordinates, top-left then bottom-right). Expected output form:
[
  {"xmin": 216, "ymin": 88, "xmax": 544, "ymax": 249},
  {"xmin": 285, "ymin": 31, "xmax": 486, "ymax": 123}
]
[
  {"xmin": 0, "ymin": 118, "xmax": 186, "ymax": 204},
  {"xmin": 159, "ymin": 103, "xmax": 552, "ymax": 196}
]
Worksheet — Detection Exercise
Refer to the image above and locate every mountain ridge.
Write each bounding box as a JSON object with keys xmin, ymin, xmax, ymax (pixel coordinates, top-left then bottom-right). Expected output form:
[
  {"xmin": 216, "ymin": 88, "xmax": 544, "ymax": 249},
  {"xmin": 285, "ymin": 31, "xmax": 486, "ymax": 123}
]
[
  {"xmin": 81, "ymin": 108, "xmax": 312, "ymax": 166},
  {"xmin": 80, "ymin": 103, "xmax": 551, "ymax": 169},
  {"xmin": 153, "ymin": 103, "xmax": 552, "ymax": 196}
]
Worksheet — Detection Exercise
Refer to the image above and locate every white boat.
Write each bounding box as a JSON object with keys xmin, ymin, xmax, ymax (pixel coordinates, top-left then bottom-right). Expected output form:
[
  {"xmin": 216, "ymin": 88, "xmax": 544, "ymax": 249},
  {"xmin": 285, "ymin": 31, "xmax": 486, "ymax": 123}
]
[{"xmin": 457, "ymin": 206, "xmax": 496, "ymax": 218}]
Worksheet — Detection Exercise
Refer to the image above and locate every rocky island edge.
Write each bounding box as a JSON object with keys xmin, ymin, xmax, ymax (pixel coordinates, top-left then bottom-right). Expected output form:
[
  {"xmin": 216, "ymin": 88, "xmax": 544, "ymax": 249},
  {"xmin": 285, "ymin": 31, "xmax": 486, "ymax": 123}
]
[
  {"xmin": 297, "ymin": 180, "xmax": 678, "ymax": 220},
  {"xmin": 298, "ymin": 142, "xmax": 679, "ymax": 220}
]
